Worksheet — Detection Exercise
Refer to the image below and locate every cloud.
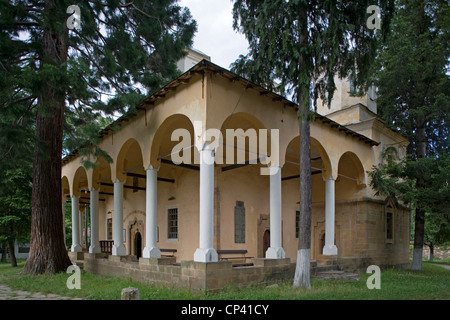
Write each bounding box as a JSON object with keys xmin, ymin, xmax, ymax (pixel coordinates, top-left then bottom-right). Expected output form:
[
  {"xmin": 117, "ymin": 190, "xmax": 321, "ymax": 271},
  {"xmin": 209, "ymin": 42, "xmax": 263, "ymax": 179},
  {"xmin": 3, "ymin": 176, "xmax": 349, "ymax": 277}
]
[{"xmin": 179, "ymin": 0, "xmax": 249, "ymax": 69}]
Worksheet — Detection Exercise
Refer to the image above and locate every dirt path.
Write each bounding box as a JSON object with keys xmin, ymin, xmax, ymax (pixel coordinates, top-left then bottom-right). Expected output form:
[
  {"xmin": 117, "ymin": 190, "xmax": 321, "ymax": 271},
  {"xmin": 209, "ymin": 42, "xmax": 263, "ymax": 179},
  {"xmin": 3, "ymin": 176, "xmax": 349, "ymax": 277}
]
[
  {"xmin": 0, "ymin": 284, "xmax": 84, "ymax": 300},
  {"xmin": 431, "ymin": 263, "xmax": 450, "ymax": 271}
]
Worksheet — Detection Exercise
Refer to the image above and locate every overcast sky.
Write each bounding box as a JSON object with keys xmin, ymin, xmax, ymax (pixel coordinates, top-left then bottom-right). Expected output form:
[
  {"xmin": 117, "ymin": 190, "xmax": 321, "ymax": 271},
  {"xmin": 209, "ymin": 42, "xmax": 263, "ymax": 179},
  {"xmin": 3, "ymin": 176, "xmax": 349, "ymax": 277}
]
[{"xmin": 178, "ymin": 0, "xmax": 249, "ymax": 70}]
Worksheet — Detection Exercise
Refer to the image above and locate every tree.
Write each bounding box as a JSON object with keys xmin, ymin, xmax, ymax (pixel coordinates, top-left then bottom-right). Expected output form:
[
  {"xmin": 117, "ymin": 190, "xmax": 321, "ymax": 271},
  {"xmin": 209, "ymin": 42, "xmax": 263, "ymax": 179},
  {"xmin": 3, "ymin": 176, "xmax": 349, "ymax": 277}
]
[
  {"xmin": 369, "ymin": 151, "xmax": 450, "ymax": 263},
  {"xmin": 232, "ymin": 0, "xmax": 394, "ymax": 288},
  {"xmin": 0, "ymin": 167, "xmax": 32, "ymax": 267},
  {"xmin": 0, "ymin": 0, "xmax": 196, "ymax": 274},
  {"xmin": 0, "ymin": 78, "xmax": 35, "ymax": 267},
  {"xmin": 373, "ymin": 0, "xmax": 449, "ymax": 270}
]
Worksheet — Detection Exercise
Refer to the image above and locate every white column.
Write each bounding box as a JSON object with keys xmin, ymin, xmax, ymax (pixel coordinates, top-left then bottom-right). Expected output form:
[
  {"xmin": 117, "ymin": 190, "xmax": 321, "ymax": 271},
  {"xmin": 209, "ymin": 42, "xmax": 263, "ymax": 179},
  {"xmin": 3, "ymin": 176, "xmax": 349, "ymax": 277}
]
[
  {"xmin": 194, "ymin": 144, "xmax": 218, "ymax": 262},
  {"xmin": 266, "ymin": 166, "xmax": 286, "ymax": 259},
  {"xmin": 71, "ymin": 195, "xmax": 82, "ymax": 252},
  {"xmin": 89, "ymin": 188, "xmax": 101, "ymax": 254},
  {"xmin": 143, "ymin": 166, "xmax": 161, "ymax": 259},
  {"xmin": 62, "ymin": 199, "xmax": 67, "ymax": 248},
  {"xmin": 112, "ymin": 179, "xmax": 126, "ymax": 256},
  {"xmin": 323, "ymin": 176, "xmax": 338, "ymax": 255}
]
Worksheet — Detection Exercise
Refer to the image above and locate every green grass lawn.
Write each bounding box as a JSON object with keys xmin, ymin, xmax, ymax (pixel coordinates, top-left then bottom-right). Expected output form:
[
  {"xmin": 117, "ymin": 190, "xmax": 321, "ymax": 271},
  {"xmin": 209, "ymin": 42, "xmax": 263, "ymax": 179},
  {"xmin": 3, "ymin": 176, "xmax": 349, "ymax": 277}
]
[{"xmin": 0, "ymin": 259, "xmax": 449, "ymax": 300}]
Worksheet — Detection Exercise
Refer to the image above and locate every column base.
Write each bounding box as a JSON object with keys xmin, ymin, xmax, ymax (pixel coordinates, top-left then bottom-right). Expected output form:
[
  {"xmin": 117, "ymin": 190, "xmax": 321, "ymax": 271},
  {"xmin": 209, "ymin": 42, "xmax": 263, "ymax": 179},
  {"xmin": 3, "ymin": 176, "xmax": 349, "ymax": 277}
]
[
  {"xmin": 322, "ymin": 244, "xmax": 338, "ymax": 256},
  {"xmin": 112, "ymin": 244, "xmax": 126, "ymax": 256},
  {"xmin": 89, "ymin": 245, "xmax": 101, "ymax": 254},
  {"xmin": 194, "ymin": 248, "xmax": 218, "ymax": 263},
  {"xmin": 265, "ymin": 247, "xmax": 286, "ymax": 259},
  {"xmin": 71, "ymin": 244, "xmax": 82, "ymax": 253},
  {"xmin": 142, "ymin": 246, "xmax": 161, "ymax": 259}
]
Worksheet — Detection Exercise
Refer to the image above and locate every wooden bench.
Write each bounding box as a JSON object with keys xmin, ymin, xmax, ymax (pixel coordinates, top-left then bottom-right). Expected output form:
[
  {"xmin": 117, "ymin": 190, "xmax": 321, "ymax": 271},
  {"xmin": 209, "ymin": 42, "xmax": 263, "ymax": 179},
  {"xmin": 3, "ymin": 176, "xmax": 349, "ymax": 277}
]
[
  {"xmin": 217, "ymin": 250, "xmax": 253, "ymax": 266},
  {"xmin": 160, "ymin": 248, "xmax": 177, "ymax": 257}
]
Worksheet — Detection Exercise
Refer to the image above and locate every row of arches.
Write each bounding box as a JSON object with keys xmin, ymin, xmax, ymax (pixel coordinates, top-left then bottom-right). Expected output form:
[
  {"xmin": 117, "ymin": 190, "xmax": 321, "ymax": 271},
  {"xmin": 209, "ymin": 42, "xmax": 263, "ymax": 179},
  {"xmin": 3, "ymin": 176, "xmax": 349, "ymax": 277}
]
[{"xmin": 63, "ymin": 112, "xmax": 367, "ymax": 198}]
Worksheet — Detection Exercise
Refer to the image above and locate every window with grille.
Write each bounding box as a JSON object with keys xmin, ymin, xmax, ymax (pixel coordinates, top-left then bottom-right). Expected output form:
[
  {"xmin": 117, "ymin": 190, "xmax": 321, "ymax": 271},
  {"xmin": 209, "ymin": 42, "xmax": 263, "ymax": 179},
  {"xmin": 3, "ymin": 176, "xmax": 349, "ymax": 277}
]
[
  {"xmin": 167, "ymin": 207, "xmax": 178, "ymax": 240},
  {"xmin": 385, "ymin": 200, "xmax": 395, "ymax": 243},
  {"xmin": 107, "ymin": 218, "xmax": 112, "ymax": 240},
  {"xmin": 386, "ymin": 211, "xmax": 393, "ymax": 240},
  {"xmin": 234, "ymin": 201, "xmax": 245, "ymax": 243}
]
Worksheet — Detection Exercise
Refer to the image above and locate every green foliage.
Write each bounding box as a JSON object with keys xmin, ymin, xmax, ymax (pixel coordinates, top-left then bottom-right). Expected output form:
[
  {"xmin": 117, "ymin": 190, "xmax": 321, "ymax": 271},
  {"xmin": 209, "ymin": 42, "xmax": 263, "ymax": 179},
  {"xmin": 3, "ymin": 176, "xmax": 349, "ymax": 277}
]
[
  {"xmin": 231, "ymin": 0, "xmax": 395, "ymax": 108},
  {"xmin": 374, "ymin": 0, "xmax": 450, "ymax": 158},
  {"xmin": 371, "ymin": 0, "xmax": 450, "ymax": 249},
  {"xmin": 0, "ymin": 166, "xmax": 32, "ymax": 246},
  {"xmin": 0, "ymin": 0, "xmax": 197, "ymax": 162},
  {"xmin": 369, "ymin": 152, "xmax": 450, "ymax": 246}
]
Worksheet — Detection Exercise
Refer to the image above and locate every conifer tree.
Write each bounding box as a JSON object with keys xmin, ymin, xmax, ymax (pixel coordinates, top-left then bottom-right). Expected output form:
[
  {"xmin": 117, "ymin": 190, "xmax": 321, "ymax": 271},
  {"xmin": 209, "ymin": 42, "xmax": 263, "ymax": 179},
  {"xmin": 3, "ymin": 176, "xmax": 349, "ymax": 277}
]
[
  {"xmin": 0, "ymin": 0, "xmax": 196, "ymax": 274},
  {"xmin": 232, "ymin": 0, "xmax": 394, "ymax": 288},
  {"xmin": 372, "ymin": 0, "xmax": 449, "ymax": 271}
]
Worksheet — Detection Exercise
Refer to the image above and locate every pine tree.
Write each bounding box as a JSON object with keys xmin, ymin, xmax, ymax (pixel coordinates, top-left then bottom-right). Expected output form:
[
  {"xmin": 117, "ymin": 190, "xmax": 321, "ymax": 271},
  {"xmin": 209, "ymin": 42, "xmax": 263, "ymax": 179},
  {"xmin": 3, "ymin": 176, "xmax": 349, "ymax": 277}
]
[
  {"xmin": 0, "ymin": 0, "xmax": 196, "ymax": 274},
  {"xmin": 231, "ymin": 0, "xmax": 394, "ymax": 288}
]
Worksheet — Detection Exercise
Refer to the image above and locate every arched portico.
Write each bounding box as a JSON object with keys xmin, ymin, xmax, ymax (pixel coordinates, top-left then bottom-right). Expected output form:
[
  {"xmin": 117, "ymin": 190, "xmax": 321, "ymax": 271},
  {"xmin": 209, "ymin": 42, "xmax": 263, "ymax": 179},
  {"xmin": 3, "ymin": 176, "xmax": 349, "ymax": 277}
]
[
  {"xmin": 282, "ymin": 135, "xmax": 339, "ymax": 257},
  {"xmin": 337, "ymin": 151, "xmax": 366, "ymax": 200}
]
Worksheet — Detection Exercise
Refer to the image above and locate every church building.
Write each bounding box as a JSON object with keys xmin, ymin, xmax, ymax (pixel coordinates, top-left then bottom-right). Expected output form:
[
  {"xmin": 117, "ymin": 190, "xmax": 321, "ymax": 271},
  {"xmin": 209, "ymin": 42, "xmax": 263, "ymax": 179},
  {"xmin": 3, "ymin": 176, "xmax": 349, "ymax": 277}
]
[{"xmin": 63, "ymin": 49, "xmax": 410, "ymax": 289}]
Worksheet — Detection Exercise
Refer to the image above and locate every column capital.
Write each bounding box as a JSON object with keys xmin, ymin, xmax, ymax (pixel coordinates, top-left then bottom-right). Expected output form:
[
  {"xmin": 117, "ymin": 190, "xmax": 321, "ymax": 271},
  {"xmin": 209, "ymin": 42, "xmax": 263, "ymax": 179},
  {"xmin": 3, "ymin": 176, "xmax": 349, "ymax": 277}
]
[
  {"xmin": 114, "ymin": 178, "xmax": 125, "ymax": 184},
  {"xmin": 200, "ymin": 143, "xmax": 215, "ymax": 165},
  {"xmin": 323, "ymin": 175, "xmax": 336, "ymax": 182},
  {"xmin": 146, "ymin": 165, "xmax": 159, "ymax": 172}
]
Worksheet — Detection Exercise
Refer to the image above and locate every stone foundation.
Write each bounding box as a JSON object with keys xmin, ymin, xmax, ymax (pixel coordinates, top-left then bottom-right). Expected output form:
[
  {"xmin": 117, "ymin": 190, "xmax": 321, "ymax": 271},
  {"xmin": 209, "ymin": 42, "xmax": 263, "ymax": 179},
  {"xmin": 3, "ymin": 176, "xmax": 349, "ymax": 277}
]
[{"xmin": 82, "ymin": 253, "xmax": 294, "ymax": 291}]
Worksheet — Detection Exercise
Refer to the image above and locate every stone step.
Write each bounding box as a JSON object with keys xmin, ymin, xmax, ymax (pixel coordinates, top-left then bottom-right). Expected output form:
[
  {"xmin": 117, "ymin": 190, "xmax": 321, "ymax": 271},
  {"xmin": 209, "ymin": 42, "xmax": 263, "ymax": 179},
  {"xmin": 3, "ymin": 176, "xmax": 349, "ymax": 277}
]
[
  {"xmin": 314, "ymin": 270, "xmax": 360, "ymax": 281},
  {"xmin": 314, "ymin": 264, "xmax": 339, "ymax": 273},
  {"xmin": 75, "ymin": 260, "xmax": 84, "ymax": 270}
]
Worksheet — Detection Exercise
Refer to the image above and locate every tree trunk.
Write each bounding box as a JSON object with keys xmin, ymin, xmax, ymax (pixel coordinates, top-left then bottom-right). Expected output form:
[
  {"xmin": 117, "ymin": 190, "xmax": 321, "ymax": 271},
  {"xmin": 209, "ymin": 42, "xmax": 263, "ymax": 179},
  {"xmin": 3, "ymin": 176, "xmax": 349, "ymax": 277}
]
[
  {"xmin": 293, "ymin": 102, "xmax": 312, "ymax": 289},
  {"xmin": 293, "ymin": 5, "xmax": 312, "ymax": 289},
  {"xmin": 427, "ymin": 242, "xmax": 434, "ymax": 262},
  {"xmin": 411, "ymin": 123, "xmax": 427, "ymax": 271},
  {"xmin": 8, "ymin": 240, "xmax": 17, "ymax": 268},
  {"xmin": 1, "ymin": 242, "xmax": 7, "ymax": 262},
  {"xmin": 411, "ymin": 205, "xmax": 425, "ymax": 270},
  {"xmin": 22, "ymin": 0, "xmax": 72, "ymax": 274}
]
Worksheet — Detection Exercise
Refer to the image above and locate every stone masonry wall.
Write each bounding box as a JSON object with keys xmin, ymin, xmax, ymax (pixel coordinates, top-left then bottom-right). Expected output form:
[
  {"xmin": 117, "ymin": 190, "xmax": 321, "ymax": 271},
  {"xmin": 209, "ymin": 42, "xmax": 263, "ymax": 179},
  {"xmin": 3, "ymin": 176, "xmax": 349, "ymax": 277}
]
[
  {"xmin": 334, "ymin": 199, "xmax": 410, "ymax": 271},
  {"xmin": 83, "ymin": 254, "xmax": 294, "ymax": 291}
]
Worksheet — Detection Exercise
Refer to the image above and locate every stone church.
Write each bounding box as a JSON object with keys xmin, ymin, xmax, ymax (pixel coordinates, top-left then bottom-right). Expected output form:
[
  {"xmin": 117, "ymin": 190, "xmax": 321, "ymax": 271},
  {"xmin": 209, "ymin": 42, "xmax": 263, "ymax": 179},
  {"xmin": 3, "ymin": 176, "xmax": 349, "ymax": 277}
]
[{"xmin": 63, "ymin": 49, "xmax": 410, "ymax": 289}]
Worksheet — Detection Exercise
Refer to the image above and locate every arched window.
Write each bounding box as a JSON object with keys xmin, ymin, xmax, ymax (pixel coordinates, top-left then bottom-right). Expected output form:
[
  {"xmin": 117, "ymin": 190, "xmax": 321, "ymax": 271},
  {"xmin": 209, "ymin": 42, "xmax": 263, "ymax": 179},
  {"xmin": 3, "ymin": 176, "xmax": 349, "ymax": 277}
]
[
  {"xmin": 385, "ymin": 198, "xmax": 396, "ymax": 243},
  {"xmin": 234, "ymin": 201, "xmax": 246, "ymax": 244}
]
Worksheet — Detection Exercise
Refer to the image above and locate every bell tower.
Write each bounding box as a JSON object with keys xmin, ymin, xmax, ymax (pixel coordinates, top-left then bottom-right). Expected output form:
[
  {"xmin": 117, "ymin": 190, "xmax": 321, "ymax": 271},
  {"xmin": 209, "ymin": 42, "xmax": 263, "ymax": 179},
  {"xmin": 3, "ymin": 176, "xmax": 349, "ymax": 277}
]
[{"xmin": 316, "ymin": 77, "xmax": 378, "ymax": 126}]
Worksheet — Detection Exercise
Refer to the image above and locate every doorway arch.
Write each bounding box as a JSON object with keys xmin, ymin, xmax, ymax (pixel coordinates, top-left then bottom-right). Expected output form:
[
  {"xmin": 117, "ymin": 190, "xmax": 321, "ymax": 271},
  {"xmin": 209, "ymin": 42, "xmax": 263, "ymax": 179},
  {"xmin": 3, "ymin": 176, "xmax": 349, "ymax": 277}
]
[{"xmin": 134, "ymin": 232, "xmax": 142, "ymax": 259}]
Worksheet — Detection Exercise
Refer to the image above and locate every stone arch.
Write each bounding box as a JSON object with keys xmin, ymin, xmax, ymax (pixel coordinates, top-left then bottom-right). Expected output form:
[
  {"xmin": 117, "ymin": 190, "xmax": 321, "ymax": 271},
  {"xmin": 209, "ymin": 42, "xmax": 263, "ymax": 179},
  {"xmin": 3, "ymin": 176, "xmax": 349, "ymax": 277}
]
[
  {"xmin": 336, "ymin": 151, "xmax": 366, "ymax": 200},
  {"xmin": 92, "ymin": 157, "xmax": 112, "ymax": 190},
  {"xmin": 219, "ymin": 112, "xmax": 271, "ymax": 166},
  {"xmin": 72, "ymin": 166, "xmax": 89, "ymax": 197},
  {"xmin": 283, "ymin": 136, "xmax": 333, "ymax": 178},
  {"xmin": 115, "ymin": 138, "xmax": 144, "ymax": 182},
  {"xmin": 149, "ymin": 113, "xmax": 197, "ymax": 169},
  {"xmin": 62, "ymin": 176, "xmax": 71, "ymax": 200}
]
